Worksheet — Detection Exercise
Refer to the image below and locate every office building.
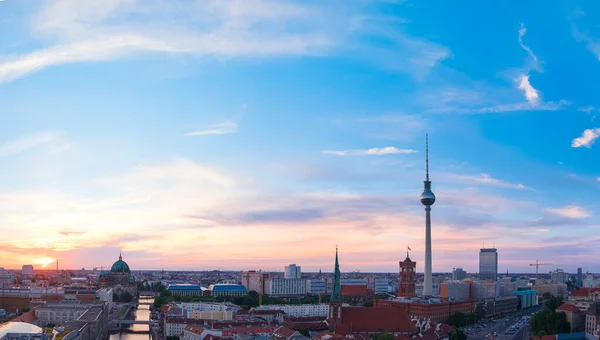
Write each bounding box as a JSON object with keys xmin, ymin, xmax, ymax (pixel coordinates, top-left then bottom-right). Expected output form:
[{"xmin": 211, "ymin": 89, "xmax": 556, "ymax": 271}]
[
  {"xmin": 552, "ymin": 269, "xmax": 566, "ymax": 284},
  {"xmin": 479, "ymin": 248, "xmax": 498, "ymax": 281},
  {"xmin": 309, "ymin": 278, "xmax": 332, "ymax": 295},
  {"xmin": 452, "ymin": 268, "xmax": 467, "ymax": 281},
  {"xmin": 21, "ymin": 265, "xmax": 34, "ymax": 277},
  {"xmin": 284, "ymin": 264, "xmax": 301, "ymax": 279},
  {"xmin": 514, "ymin": 289, "xmax": 538, "ymax": 309},
  {"xmin": 471, "ymin": 281, "xmax": 498, "ymax": 300},
  {"xmin": 254, "ymin": 304, "xmax": 333, "ymax": 317},
  {"xmin": 440, "ymin": 281, "xmax": 470, "ymax": 300},
  {"xmin": 264, "ymin": 278, "xmax": 308, "ymax": 296},
  {"xmin": 578, "ymin": 268, "xmax": 584, "ymax": 288}
]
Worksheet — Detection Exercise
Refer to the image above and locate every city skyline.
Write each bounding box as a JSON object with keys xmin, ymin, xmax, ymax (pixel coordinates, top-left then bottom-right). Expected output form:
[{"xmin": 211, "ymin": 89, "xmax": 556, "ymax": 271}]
[{"xmin": 1, "ymin": 1, "xmax": 599, "ymax": 273}]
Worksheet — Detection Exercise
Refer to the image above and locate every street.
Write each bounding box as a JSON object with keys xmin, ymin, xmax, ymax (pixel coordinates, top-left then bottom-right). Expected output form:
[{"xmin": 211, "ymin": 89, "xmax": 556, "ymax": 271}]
[{"xmin": 465, "ymin": 304, "xmax": 543, "ymax": 339}]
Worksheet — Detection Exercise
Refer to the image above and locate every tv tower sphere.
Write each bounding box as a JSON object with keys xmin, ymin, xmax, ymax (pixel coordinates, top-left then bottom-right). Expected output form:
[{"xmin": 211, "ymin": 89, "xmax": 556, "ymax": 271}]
[{"xmin": 420, "ymin": 190, "xmax": 436, "ymax": 206}]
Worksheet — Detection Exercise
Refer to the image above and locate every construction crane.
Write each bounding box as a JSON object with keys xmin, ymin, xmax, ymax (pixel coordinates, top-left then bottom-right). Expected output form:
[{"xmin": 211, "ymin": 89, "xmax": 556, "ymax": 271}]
[{"xmin": 529, "ymin": 260, "xmax": 552, "ymax": 282}]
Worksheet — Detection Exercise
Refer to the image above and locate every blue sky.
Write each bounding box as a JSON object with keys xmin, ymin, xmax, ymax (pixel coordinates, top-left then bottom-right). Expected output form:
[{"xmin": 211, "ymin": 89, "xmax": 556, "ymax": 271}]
[{"xmin": 0, "ymin": 0, "xmax": 599, "ymax": 274}]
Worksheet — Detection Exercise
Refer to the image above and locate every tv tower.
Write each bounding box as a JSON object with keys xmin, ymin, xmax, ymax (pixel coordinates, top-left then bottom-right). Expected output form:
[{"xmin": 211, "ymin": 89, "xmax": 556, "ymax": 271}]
[{"xmin": 419, "ymin": 134, "xmax": 436, "ymax": 296}]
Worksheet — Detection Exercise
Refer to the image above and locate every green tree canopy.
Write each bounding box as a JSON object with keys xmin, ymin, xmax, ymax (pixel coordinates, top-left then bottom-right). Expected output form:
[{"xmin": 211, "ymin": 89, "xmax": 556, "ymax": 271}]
[
  {"xmin": 530, "ymin": 309, "xmax": 570, "ymax": 337},
  {"xmin": 545, "ymin": 296, "xmax": 564, "ymax": 312},
  {"xmin": 448, "ymin": 327, "xmax": 467, "ymax": 340},
  {"xmin": 373, "ymin": 334, "xmax": 394, "ymax": 340}
]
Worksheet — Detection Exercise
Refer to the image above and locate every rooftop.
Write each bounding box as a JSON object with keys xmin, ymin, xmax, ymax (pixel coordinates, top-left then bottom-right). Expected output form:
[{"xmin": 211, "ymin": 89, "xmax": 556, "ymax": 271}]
[
  {"xmin": 168, "ymin": 284, "xmax": 202, "ymax": 291},
  {"xmin": 0, "ymin": 322, "xmax": 43, "ymax": 338}
]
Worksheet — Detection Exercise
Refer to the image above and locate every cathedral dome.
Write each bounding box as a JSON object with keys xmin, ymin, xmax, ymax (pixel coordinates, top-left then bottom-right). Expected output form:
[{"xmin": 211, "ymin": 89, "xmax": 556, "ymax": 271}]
[{"xmin": 110, "ymin": 253, "xmax": 131, "ymax": 273}]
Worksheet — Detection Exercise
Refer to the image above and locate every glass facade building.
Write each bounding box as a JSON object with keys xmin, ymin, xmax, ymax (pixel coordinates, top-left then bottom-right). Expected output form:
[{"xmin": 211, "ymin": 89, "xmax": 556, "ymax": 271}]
[{"xmin": 479, "ymin": 248, "xmax": 498, "ymax": 281}]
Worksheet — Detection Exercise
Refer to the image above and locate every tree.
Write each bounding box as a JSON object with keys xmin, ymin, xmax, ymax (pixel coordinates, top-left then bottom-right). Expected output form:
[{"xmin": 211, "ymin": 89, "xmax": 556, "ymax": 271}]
[
  {"xmin": 545, "ymin": 296, "xmax": 564, "ymax": 312},
  {"xmin": 373, "ymin": 334, "xmax": 394, "ymax": 340},
  {"xmin": 299, "ymin": 328, "xmax": 310, "ymax": 337},
  {"xmin": 447, "ymin": 312, "xmax": 479, "ymax": 328},
  {"xmin": 531, "ymin": 309, "xmax": 570, "ymax": 337},
  {"xmin": 448, "ymin": 328, "xmax": 467, "ymax": 340}
]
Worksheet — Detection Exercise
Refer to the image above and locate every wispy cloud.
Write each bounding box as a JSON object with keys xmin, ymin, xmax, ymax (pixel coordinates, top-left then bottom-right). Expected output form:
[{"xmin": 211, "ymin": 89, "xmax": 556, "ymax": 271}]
[
  {"xmin": 573, "ymin": 26, "xmax": 600, "ymax": 61},
  {"xmin": 323, "ymin": 147, "xmax": 416, "ymax": 156},
  {"xmin": 578, "ymin": 106, "xmax": 596, "ymax": 113},
  {"xmin": 0, "ymin": 132, "xmax": 60, "ymax": 157},
  {"xmin": 571, "ymin": 128, "xmax": 600, "ymax": 148},
  {"xmin": 518, "ymin": 23, "xmax": 541, "ymax": 71},
  {"xmin": 450, "ymin": 173, "xmax": 527, "ymax": 190},
  {"xmin": 0, "ymin": 0, "xmax": 449, "ymax": 84},
  {"xmin": 546, "ymin": 205, "xmax": 591, "ymax": 219},
  {"xmin": 186, "ymin": 122, "xmax": 238, "ymax": 136},
  {"xmin": 471, "ymin": 100, "xmax": 570, "ymax": 114}
]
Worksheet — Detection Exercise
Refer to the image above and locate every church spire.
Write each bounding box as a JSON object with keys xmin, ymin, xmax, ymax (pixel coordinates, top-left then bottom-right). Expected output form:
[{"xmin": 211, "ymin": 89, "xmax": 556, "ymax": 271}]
[{"xmin": 330, "ymin": 246, "xmax": 342, "ymax": 303}]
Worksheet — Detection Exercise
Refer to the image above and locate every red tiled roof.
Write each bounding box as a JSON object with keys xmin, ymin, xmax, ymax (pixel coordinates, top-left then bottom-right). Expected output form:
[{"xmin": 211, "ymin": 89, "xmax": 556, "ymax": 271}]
[
  {"xmin": 312, "ymin": 331, "xmax": 344, "ymax": 340},
  {"xmin": 334, "ymin": 307, "xmax": 417, "ymax": 335},
  {"xmin": 11, "ymin": 311, "xmax": 37, "ymax": 324},
  {"xmin": 557, "ymin": 303, "xmax": 579, "ymax": 312},
  {"xmin": 341, "ymin": 285, "xmax": 372, "ymax": 297},
  {"xmin": 274, "ymin": 326, "xmax": 300, "ymax": 338},
  {"xmin": 283, "ymin": 320, "xmax": 328, "ymax": 331},
  {"xmin": 185, "ymin": 325, "xmax": 205, "ymax": 335}
]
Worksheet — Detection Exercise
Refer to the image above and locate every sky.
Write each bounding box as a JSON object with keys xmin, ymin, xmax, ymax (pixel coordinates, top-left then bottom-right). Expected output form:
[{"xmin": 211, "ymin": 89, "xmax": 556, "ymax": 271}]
[{"xmin": 0, "ymin": 0, "xmax": 599, "ymax": 274}]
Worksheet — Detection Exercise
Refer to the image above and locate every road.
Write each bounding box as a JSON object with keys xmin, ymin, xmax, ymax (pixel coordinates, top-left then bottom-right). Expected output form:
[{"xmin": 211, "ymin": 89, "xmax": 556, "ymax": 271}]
[{"xmin": 466, "ymin": 304, "xmax": 543, "ymax": 339}]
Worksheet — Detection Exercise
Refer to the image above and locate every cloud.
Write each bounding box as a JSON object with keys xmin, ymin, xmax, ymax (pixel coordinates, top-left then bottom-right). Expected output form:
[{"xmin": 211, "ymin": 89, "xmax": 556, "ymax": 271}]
[
  {"xmin": 471, "ymin": 100, "xmax": 570, "ymax": 114},
  {"xmin": 0, "ymin": 132, "xmax": 61, "ymax": 157},
  {"xmin": 571, "ymin": 128, "xmax": 600, "ymax": 148},
  {"xmin": 186, "ymin": 122, "xmax": 238, "ymax": 136},
  {"xmin": 450, "ymin": 173, "xmax": 527, "ymax": 190},
  {"xmin": 517, "ymin": 75, "xmax": 540, "ymax": 107},
  {"xmin": 573, "ymin": 26, "xmax": 600, "ymax": 61},
  {"xmin": 0, "ymin": 0, "xmax": 449, "ymax": 84},
  {"xmin": 546, "ymin": 205, "xmax": 591, "ymax": 219},
  {"xmin": 578, "ymin": 106, "xmax": 596, "ymax": 113},
  {"xmin": 518, "ymin": 23, "xmax": 541, "ymax": 71},
  {"xmin": 323, "ymin": 147, "xmax": 416, "ymax": 156}
]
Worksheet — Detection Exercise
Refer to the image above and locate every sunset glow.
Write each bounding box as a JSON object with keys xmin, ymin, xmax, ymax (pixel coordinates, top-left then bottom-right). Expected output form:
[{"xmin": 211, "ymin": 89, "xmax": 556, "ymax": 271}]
[{"xmin": 0, "ymin": 0, "xmax": 598, "ymax": 273}]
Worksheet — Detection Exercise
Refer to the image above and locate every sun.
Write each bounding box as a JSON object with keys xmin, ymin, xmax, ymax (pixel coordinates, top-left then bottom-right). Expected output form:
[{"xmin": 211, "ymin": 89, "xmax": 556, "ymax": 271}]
[{"xmin": 35, "ymin": 257, "xmax": 55, "ymax": 268}]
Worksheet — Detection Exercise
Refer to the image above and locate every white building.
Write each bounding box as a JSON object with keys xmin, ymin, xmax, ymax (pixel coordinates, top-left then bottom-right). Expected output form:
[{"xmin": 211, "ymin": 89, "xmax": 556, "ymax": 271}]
[
  {"xmin": 265, "ymin": 278, "xmax": 309, "ymax": 296},
  {"xmin": 341, "ymin": 278, "xmax": 389, "ymax": 295},
  {"xmin": 253, "ymin": 304, "xmax": 338, "ymax": 317},
  {"xmin": 284, "ymin": 264, "xmax": 301, "ymax": 279},
  {"xmin": 21, "ymin": 265, "xmax": 34, "ymax": 277}
]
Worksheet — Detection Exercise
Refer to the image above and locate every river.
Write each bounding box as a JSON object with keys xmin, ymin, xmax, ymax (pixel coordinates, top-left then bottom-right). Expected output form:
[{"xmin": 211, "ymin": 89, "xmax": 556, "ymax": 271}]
[{"xmin": 109, "ymin": 297, "xmax": 154, "ymax": 340}]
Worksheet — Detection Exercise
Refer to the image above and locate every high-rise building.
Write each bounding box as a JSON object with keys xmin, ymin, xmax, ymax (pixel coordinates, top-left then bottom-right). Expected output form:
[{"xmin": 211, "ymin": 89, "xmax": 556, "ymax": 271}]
[
  {"xmin": 22, "ymin": 265, "xmax": 34, "ymax": 277},
  {"xmin": 551, "ymin": 269, "xmax": 565, "ymax": 284},
  {"xmin": 453, "ymin": 268, "xmax": 467, "ymax": 280},
  {"xmin": 419, "ymin": 134, "xmax": 436, "ymax": 296},
  {"xmin": 399, "ymin": 250, "xmax": 416, "ymax": 298},
  {"xmin": 479, "ymin": 248, "xmax": 498, "ymax": 281},
  {"xmin": 578, "ymin": 268, "xmax": 583, "ymax": 288},
  {"xmin": 241, "ymin": 270, "xmax": 268, "ymax": 294},
  {"xmin": 284, "ymin": 264, "xmax": 301, "ymax": 279}
]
